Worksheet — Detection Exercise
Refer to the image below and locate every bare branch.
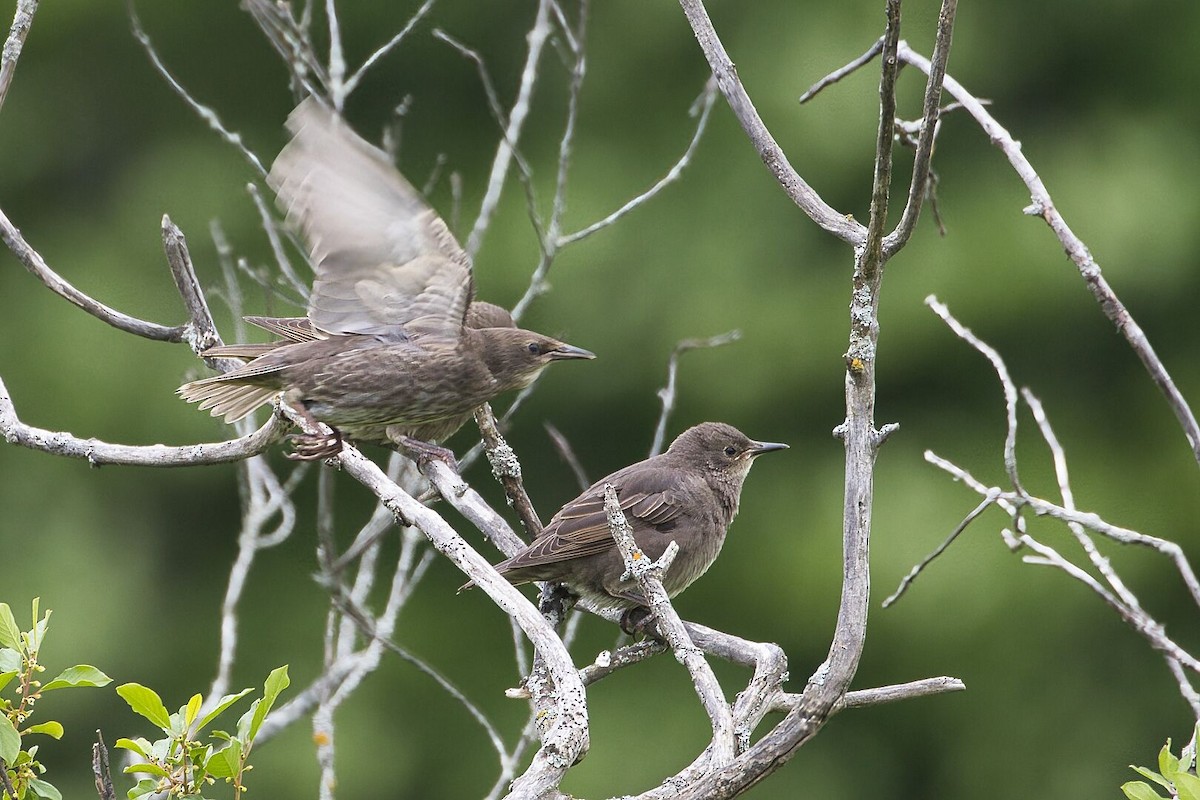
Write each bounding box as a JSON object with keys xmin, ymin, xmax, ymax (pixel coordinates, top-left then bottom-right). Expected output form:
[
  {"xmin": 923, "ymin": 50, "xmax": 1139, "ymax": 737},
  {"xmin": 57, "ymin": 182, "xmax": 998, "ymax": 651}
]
[
  {"xmin": 343, "ymin": 0, "xmax": 437, "ymax": 97},
  {"xmin": 898, "ymin": 41, "xmax": 1200, "ymax": 469},
  {"xmin": 771, "ymin": 676, "xmax": 967, "ymax": 713},
  {"xmin": 1, "ymin": 205, "xmax": 186, "ymax": 341},
  {"xmin": 860, "ymin": 0, "xmax": 901, "ymax": 264},
  {"xmin": 241, "ymin": 0, "xmax": 328, "ymax": 98},
  {"xmin": 926, "ymin": 295, "xmax": 1022, "ymax": 491},
  {"xmin": 246, "ymin": 181, "xmax": 310, "ymax": 299},
  {"xmin": 798, "ymin": 36, "xmax": 883, "ymax": 104},
  {"xmin": 557, "ymin": 82, "xmax": 720, "ymax": 249},
  {"xmin": 210, "ymin": 452, "xmax": 304, "ymax": 701},
  {"xmin": 1022, "ymin": 387, "xmax": 1144, "ymax": 612},
  {"xmin": 319, "ymin": 440, "xmax": 587, "ymax": 796},
  {"xmin": 162, "ymin": 216, "xmax": 223, "ymax": 355},
  {"xmin": 474, "ymin": 403, "xmax": 543, "ymax": 539},
  {"xmin": 463, "ymin": 0, "xmax": 553, "ymax": 257},
  {"xmin": 127, "ymin": 0, "xmax": 268, "ymax": 177},
  {"xmin": 0, "ymin": 374, "xmax": 288, "ymax": 465},
  {"xmin": 650, "ymin": 329, "xmax": 742, "ymax": 457},
  {"xmin": 324, "ymin": 0, "xmax": 346, "ymax": 107},
  {"xmin": 604, "ymin": 484, "xmax": 736, "ymax": 766},
  {"xmin": 882, "ymin": 488, "xmax": 1001, "ymax": 608},
  {"xmin": 883, "ymin": 0, "xmax": 958, "ymax": 255},
  {"xmin": 544, "ymin": 421, "xmax": 590, "ymax": 491},
  {"xmin": 677, "ymin": 0, "xmax": 865, "ymax": 244},
  {"xmin": 0, "ymin": 0, "xmax": 39, "ymax": 117},
  {"xmin": 92, "ymin": 731, "xmax": 115, "ymax": 800}
]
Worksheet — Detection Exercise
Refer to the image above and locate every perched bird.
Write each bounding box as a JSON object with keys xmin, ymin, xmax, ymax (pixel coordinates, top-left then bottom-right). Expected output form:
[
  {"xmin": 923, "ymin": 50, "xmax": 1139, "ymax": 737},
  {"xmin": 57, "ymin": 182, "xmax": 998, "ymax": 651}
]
[
  {"xmin": 466, "ymin": 422, "xmax": 787, "ymax": 614},
  {"xmin": 179, "ymin": 99, "xmax": 594, "ymax": 459}
]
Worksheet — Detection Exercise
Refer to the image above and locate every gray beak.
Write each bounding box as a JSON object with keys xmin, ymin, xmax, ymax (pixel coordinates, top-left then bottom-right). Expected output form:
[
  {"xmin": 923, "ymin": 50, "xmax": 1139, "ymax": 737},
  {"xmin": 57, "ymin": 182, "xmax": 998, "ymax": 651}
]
[
  {"xmin": 748, "ymin": 440, "xmax": 789, "ymax": 457},
  {"xmin": 548, "ymin": 343, "xmax": 596, "ymax": 361}
]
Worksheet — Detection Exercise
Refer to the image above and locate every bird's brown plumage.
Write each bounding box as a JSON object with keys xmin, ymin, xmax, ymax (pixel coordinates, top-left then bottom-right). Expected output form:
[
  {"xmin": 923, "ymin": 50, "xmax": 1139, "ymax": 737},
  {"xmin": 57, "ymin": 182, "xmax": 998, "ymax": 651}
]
[
  {"xmin": 178, "ymin": 99, "xmax": 593, "ymax": 457},
  {"xmin": 467, "ymin": 422, "xmax": 788, "ymax": 610}
]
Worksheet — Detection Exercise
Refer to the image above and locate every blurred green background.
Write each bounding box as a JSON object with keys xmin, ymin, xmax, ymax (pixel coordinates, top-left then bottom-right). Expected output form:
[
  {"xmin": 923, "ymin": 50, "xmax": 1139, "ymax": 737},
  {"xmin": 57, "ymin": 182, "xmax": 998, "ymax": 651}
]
[{"xmin": 2, "ymin": 0, "xmax": 1199, "ymax": 797}]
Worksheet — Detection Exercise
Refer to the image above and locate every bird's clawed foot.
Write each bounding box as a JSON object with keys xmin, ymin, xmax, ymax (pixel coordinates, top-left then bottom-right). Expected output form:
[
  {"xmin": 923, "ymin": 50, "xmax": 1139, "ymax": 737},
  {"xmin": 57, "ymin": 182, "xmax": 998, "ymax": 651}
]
[
  {"xmin": 619, "ymin": 606, "xmax": 665, "ymax": 641},
  {"xmin": 396, "ymin": 435, "xmax": 459, "ymax": 472},
  {"xmin": 286, "ymin": 429, "xmax": 344, "ymax": 461}
]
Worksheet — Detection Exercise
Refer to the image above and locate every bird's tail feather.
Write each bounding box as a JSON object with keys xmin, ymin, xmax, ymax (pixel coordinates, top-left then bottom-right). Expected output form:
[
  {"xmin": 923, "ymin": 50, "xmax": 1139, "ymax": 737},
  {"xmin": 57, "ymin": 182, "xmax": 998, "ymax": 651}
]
[{"xmin": 178, "ymin": 378, "xmax": 279, "ymax": 423}]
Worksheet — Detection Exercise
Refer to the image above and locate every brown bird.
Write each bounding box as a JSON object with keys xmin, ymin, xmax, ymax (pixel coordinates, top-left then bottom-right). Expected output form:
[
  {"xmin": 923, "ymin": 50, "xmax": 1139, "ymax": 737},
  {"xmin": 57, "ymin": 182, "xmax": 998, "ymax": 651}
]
[
  {"xmin": 466, "ymin": 422, "xmax": 787, "ymax": 614},
  {"xmin": 178, "ymin": 99, "xmax": 594, "ymax": 459}
]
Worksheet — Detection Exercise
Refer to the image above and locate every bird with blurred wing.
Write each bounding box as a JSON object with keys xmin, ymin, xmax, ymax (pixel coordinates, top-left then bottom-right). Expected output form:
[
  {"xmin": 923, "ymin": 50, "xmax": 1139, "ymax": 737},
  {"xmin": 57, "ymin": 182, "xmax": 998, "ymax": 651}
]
[{"xmin": 179, "ymin": 98, "xmax": 594, "ymax": 460}]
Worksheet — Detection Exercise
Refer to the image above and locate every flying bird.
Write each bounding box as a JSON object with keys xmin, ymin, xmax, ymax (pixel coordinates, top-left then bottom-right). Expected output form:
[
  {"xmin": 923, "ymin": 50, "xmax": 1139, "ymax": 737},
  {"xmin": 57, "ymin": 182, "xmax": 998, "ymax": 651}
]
[{"xmin": 179, "ymin": 99, "xmax": 594, "ymax": 459}]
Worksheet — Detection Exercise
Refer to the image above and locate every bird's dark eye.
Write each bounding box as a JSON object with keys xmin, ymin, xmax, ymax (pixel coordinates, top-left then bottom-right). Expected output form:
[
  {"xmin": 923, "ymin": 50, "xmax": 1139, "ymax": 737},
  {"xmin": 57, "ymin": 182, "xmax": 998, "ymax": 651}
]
[
  {"xmin": 723, "ymin": 445, "xmax": 737, "ymax": 457},
  {"xmin": 527, "ymin": 342, "xmax": 541, "ymax": 355}
]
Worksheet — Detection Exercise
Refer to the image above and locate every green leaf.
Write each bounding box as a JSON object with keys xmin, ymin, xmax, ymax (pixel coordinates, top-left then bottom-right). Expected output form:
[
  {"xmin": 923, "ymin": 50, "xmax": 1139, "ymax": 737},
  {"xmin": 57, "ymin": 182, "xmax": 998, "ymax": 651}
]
[
  {"xmin": 24, "ymin": 722, "xmax": 63, "ymax": 740},
  {"xmin": 0, "ymin": 713, "xmax": 20, "ymax": 764},
  {"xmin": 114, "ymin": 738, "xmax": 150, "ymax": 758},
  {"xmin": 0, "ymin": 670, "xmax": 17, "ymax": 693},
  {"xmin": 116, "ymin": 683, "xmax": 172, "ymax": 731},
  {"xmin": 29, "ymin": 603, "xmax": 49, "ymax": 652},
  {"xmin": 127, "ymin": 777, "xmax": 158, "ymax": 799},
  {"xmin": 0, "ymin": 604, "xmax": 20, "ymax": 651},
  {"xmin": 124, "ymin": 762, "xmax": 171, "ymax": 778},
  {"xmin": 1159, "ymin": 742, "xmax": 1181, "ymax": 779},
  {"xmin": 1174, "ymin": 771, "xmax": 1200, "ymax": 800},
  {"xmin": 184, "ymin": 693, "xmax": 202, "ymax": 729},
  {"xmin": 27, "ymin": 778, "xmax": 62, "ymax": 800},
  {"xmin": 1132, "ymin": 766, "xmax": 1174, "ymax": 792},
  {"xmin": 207, "ymin": 739, "xmax": 242, "ymax": 779},
  {"xmin": 41, "ymin": 665, "xmax": 111, "ymax": 692},
  {"xmin": 247, "ymin": 665, "xmax": 289, "ymax": 742},
  {"xmin": 195, "ymin": 688, "xmax": 253, "ymax": 732},
  {"xmin": 0, "ymin": 648, "xmax": 19, "ymax": 672},
  {"xmin": 1122, "ymin": 781, "xmax": 1168, "ymax": 800}
]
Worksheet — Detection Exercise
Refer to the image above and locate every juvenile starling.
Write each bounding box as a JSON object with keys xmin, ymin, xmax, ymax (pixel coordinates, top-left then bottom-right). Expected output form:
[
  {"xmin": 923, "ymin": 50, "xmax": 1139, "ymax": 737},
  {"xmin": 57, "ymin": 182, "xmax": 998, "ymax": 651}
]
[
  {"xmin": 178, "ymin": 99, "xmax": 594, "ymax": 459},
  {"xmin": 466, "ymin": 422, "xmax": 787, "ymax": 612}
]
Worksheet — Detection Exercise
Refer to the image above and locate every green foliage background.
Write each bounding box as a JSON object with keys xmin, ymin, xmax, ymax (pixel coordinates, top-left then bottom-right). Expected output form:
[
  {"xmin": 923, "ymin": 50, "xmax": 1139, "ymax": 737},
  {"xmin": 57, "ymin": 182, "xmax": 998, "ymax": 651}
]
[{"xmin": 1, "ymin": 0, "xmax": 1198, "ymax": 797}]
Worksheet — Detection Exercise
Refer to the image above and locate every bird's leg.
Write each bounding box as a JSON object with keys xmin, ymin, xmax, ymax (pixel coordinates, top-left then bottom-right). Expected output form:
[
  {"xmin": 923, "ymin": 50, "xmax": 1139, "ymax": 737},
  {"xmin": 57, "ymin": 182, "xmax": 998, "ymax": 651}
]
[
  {"xmin": 618, "ymin": 604, "xmax": 666, "ymax": 642},
  {"xmin": 285, "ymin": 401, "xmax": 344, "ymax": 461},
  {"xmin": 391, "ymin": 431, "xmax": 459, "ymax": 472}
]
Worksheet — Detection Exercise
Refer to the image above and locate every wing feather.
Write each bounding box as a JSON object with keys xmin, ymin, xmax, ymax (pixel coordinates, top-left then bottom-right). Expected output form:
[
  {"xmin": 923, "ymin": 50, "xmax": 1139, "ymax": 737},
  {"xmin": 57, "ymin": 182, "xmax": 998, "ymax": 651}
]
[{"xmin": 268, "ymin": 98, "xmax": 473, "ymax": 339}]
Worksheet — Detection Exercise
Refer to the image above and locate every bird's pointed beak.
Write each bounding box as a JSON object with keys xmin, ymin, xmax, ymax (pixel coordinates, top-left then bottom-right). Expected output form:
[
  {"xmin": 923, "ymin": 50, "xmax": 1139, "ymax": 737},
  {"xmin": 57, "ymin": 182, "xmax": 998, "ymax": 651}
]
[
  {"xmin": 548, "ymin": 343, "xmax": 596, "ymax": 361},
  {"xmin": 748, "ymin": 440, "xmax": 789, "ymax": 457}
]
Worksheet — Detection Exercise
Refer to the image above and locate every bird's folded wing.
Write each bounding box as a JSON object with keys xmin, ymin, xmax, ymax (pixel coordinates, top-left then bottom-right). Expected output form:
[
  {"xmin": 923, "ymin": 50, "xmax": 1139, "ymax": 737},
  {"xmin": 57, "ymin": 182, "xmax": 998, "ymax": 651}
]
[
  {"xmin": 499, "ymin": 487, "xmax": 687, "ymax": 570},
  {"xmin": 244, "ymin": 315, "xmax": 324, "ymax": 342},
  {"xmin": 268, "ymin": 98, "xmax": 473, "ymax": 340}
]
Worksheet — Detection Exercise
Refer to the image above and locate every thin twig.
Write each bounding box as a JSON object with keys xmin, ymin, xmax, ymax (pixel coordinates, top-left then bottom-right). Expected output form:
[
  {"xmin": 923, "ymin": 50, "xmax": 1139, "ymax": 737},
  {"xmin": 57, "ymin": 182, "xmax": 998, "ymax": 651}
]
[
  {"xmin": 882, "ymin": 488, "xmax": 1000, "ymax": 608},
  {"xmin": 0, "ymin": 0, "xmax": 39, "ymax": 117},
  {"xmin": 474, "ymin": 403, "xmax": 543, "ymax": 538},
  {"xmin": 246, "ymin": 182, "xmax": 309, "ymax": 298},
  {"xmin": 604, "ymin": 484, "xmax": 736, "ymax": 766},
  {"xmin": 463, "ymin": 0, "xmax": 553, "ymax": 257},
  {"xmin": 1022, "ymin": 387, "xmax": 1143, "ymax": 612},
  {"xmin": 1, "ymin": 205, "xmax": 186, "ymax": 341},
  {"xmin": 926, "ymin": 295, "xmax": 1022, "ymax": 491},
  {"xmin": 343, "ymin": 0, "xmax": 437, "ymax": 97},
  {"xmin": 544, "ymin": 421, "xmax": 590, "ymax": 491},
  {"xmin": 883, "ymin": 0, "xmax": 958, "ymax": 256},
  {"xmin": 898, "ymin": 41, "xmax": 1200, "ymax": 469},
  {"xmin": 650, "ymin": 329, "xmax": 742, "ymax": 457},
  {"xmin": 561, "ymin": 81, "xmax": 719, "ymax": 249},
  {"xmin": 677, "ymin": 0, "xmax": 865, "ymax": 245},
  {"xmin": 324, "ymin": 0, "xmax": 346, "ymax": 107},
  {"xmin": 127, "ymin": 0, "xmax": 267, "ymax": 176},
  {"xmin": 798, "ymin": 36, "xmax": 883, "ymax": 104}
]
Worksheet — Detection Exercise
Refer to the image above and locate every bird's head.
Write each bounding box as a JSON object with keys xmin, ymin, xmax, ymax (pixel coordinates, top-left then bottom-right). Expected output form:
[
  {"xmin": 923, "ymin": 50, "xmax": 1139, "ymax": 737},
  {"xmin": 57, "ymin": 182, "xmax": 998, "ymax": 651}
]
[
  {"xmin": 476, "ymin": 327, "xmax": 596, "ymax": 390},
  {"xmin": 668, "ymin": 422, "xmax": 789, "ymax": 484}
]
